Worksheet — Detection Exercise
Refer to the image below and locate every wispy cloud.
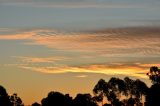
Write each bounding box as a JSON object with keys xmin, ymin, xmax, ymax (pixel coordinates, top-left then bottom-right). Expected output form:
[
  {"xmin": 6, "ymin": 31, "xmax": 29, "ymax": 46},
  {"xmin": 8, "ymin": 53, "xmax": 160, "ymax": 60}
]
[
  {"xmin": 0, "ymin": 32, "xmax": 33, "ymax": 40},
  {"xmin": 75, "ymin": 75, "xmax": 88, "ymax": 78},
  {"xmin": 1, "ymin": 0, "xmax": 159, "ymax": 9},
  {"xmin": 0, "ymin": 0, "xmax": 145, "ymax": 9},
  {"xmin": 13, "ymin": 56, "xmax": 68, "ymax": 63},
  {"xmin": 19, "ymin": 63, "xmax": 160, "ymax": 79}
]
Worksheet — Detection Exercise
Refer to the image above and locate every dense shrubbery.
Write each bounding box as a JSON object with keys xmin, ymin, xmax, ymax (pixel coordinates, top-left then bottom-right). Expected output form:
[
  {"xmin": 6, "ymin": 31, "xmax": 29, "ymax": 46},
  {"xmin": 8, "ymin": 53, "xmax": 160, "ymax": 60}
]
[{"xmin": 0, "ymin": 66, "xmax": 160, "ymax": 106}]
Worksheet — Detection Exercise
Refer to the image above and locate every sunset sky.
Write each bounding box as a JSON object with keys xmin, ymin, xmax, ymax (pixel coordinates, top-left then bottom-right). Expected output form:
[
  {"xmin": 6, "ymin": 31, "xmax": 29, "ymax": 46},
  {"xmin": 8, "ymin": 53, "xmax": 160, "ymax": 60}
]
[{"xmin": 0, "ymin": 0, "xmax": 160, "ymax": 105}]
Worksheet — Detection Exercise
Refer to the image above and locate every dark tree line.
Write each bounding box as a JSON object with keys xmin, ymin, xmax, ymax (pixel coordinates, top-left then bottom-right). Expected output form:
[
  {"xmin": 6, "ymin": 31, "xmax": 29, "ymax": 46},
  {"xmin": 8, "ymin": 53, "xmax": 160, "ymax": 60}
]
[
  {"xmin": 0, "ymin": 66, "xmax": 160, "ymax": 106},
  {"xmin": 40, "ymin": 92, "xmax": 98, "ymax": 106}
]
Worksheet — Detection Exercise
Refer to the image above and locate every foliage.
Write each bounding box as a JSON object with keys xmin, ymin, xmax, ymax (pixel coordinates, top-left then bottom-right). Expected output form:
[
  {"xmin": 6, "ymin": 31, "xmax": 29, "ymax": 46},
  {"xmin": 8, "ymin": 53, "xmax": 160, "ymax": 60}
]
[
  {"xmin": 73, "ymin": 93, "xmax": 98, "ymax": 106},
  {"xmin": 93, "ymin": 77, "xmax": 148, "ymax": 106},
  {"xmin": 31, "ymin": 102, "xmax": 41, "ymax": 106},
  {"xmin": 10, "ymin": 93, "xmax": 24, "ymax": 106},
  {"xmin": 146, "ymin": 66, "xmax": 160, "ymax": 84}
]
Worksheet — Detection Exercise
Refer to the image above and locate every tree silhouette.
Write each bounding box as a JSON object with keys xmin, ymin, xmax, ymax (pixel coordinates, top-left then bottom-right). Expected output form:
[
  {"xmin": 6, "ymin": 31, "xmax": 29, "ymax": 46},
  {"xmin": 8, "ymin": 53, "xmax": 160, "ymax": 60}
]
[
  {"xmin": 103, "ymin": 103, "xmax": 112, "ymax": 106},
  {"xmin": 134, "ymin": 79, "xmax": 148, "ymax": 100},
  {"xmin": 127, "ymin": 97, "xmax": 135, "ymax": 106},
  {"xmin": 124, "ymin": 77, "xmax": 135, "ymax": 97},
  {"xmin": 41, "ymin": 91, "xmax": 72, "ymax": 106},
  {"xmin": 64, "ymin": 94, "xmax": 73, "ymax": 106},
  {"xmin": 146, "ymin": 66, "xmax": 160, "ymax": 84},
  {"xmin": 93, "ymin": 79, "xmax": 108, "ymax": 105},
  {"xmin": 73, "ymin": 93, "xmax": 98, "ymax": 106},
  {"xmin": 92, "ymin": 95, "xmax": 103, "ymax": 105},
  {"xmin": 145, "ymin": 66, "xmax": 160, "ymax": 106},
  {"xmin": 93, "ymin": 77, "xmax": 148, "ymax": 106},
  {"xmin": 0, "ymin": 85, "xmax": 12, "ymax": 106},
  {"xmin": 31, "ymin": 102, "xmax": 41, "ymax": 106},
  {"xmin": 108, "ymin": 77, "xmax": 127, "ymax": 99},
  {"xmin": 10, "ymin": 93, "xmax": 24, "ymax": 106},
  {"xmin": 145, "ymin": 84, "xmax": 160, "ymax": 106}
]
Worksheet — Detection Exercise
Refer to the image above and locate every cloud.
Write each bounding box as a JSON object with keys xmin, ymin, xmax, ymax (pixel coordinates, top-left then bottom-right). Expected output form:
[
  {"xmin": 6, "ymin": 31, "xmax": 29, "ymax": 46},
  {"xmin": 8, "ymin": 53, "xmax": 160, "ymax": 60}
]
[
  {"xmin": 28, "ymin": 3, "xmax": 141, "ymax": 9},
  {"xmin": 27, "ymin": 27, "xmax": 160, "ymax": 56},
  {"xmin": 75, "ymin": 75, "xmax": 88, "ymax": 78},
  {"xmin": 0, "ymin": 0, "xmax": 147, "ymax": 9},
  {"xmin": 13, "ymin": 56, "xmax": 68, "ymax": 63},
  {"xmin": 0, "ymin": 27, "xmax": 160, "ymax": 57},
  {"xmin": 1, "ymin": 0, "xmax": 160, "ymax": 10},
  {"xmin": 0, "ymin": 29, "xmax": 38, "ymax": 40},
  {"xmin": 19, "ymin": 63, "xmax": 160, "ymax": 79},
  {"xmin": 0, "ymin": 26, "xmax": 158, "ymax": 79}
]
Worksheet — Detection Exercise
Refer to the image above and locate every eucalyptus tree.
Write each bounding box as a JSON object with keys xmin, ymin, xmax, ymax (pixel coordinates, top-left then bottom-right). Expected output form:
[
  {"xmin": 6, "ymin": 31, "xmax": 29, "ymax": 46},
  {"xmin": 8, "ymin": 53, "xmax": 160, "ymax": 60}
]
[
  {"xmin": 93, "ymin": 77, "xmax": 148, "ymax": 106},
  {"xmin": 145, "ymin": 66, "xmax": 160, "ymax": 106},
  {"xmin": 146, "ymin": 66, "xmax": 160, "ymax": 84},
  {"xmin": 10, "ymin": 93, "xmax": 24, "ymax": 106}
]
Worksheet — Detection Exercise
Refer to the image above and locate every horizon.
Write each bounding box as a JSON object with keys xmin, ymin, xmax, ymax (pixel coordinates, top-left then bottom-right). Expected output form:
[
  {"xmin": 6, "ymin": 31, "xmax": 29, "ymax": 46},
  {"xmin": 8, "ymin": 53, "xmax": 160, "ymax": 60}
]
[{"xmin": 0, "ymin": 0, "xmax": 160, "ymax": 105}]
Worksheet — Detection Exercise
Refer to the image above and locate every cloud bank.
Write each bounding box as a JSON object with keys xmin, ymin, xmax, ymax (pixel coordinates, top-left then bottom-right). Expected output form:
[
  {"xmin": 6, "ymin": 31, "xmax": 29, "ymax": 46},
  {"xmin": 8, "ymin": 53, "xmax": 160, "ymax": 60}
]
[
  {"xmin": 0, "ymin": 27, "xmax": 159, "ymax": 56},
  {"xmin": 0, "ymin": 27, "xmax": 159, "ymax": 78}
]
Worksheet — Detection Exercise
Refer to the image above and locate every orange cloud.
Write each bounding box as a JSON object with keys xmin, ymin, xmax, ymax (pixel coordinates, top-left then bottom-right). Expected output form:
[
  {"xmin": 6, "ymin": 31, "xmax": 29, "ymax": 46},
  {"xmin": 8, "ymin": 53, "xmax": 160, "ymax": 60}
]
[
  {"xmin": 14, "ymin": 56, "xmax": 68, "ymax": 63},
  {"xmin": 19, "ymin": 63, "xmax": 159, "ymax": 79},
  {"xmin": 75, "ymin": 75, "xmax": 88, "ymax": 78},
  {"xmin": 0, "ymin": 27, "xmax": 160, "ymax": 57},
  {"xmin": 0, "ymin": 32, "xmax": 34, "ymax": 40}
]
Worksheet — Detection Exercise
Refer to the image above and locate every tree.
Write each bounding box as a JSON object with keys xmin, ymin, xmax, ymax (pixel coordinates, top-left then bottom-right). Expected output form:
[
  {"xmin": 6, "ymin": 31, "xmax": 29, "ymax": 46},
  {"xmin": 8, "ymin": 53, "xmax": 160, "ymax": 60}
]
[
  {"xmin": 41, "ymin": 91, "xmax": 72, "ymax": 106},
  {"xmin": 124, "ymin": 77, "xmax": 148, "ymax": 105},
  {"xmin": 146, "ymin": 66, "xmax": 160, "ymax": 84},
  {"xmin": 145, "ymin": 66, "xmax": 160, "ymax": 106},
  {"xmin": 124, "ymin": 77, "xmax": 134, "ymax": 97},
  {"xmin": 103, "ymin": 103, "xmax": 112, "ymax": 106},
  {"xmin": 31, "ymin": 102, "xmax": 41, "ymax": 106},
  {"xmin": 134, "ymin": 79, "xmax": 148, "ymax": 99},
  {"xmin": 108, "ymin": 77, "xmax": 127, "ymax": 99},
  {"xmin": 10, "ymin": 93, "xmax": 24, "ymax": 106},
  {"xmin": 93, "ymin": 77, "xmax": 148, "ymax": 106},
  {"xmin": 73, "ymin": 93, "xmax": 98, "ymax": 106},
  {"xmin": 0, "ymin": 85, "xmax": 12, "ymax": 106},
  {"xmin": 145, "ymin": 84, "xmax": 160, "ymax": 106},
  {"xmin": 93, "ymin": 79, "xmax": 108, "ymax": 105}
]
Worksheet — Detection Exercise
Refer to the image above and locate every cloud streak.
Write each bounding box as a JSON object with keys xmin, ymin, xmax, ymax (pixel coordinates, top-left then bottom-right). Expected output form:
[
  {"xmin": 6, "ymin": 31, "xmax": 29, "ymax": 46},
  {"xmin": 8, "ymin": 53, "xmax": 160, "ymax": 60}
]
[
  {"xmin": 0, "ymin": 0, "xmax": 147, "ymax": 9},
  {"xmin": 13, "ymin": 56, "xmax": 68, "ymax": 63},
  {"xmin": 19, "ymin": 63, "xmax": 160, "ymax": 79},
  {"xmin": 1, "ymin": 0, "xmax": 160, "ymax": 9}
]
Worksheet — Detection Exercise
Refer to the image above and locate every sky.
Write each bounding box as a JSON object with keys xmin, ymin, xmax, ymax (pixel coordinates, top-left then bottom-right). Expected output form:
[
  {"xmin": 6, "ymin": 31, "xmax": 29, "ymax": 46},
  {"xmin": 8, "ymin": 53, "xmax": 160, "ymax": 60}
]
[{"xmin": 0, "ymin": 0, "xmax": 160, "ymax": 105}]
